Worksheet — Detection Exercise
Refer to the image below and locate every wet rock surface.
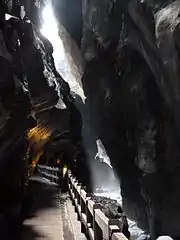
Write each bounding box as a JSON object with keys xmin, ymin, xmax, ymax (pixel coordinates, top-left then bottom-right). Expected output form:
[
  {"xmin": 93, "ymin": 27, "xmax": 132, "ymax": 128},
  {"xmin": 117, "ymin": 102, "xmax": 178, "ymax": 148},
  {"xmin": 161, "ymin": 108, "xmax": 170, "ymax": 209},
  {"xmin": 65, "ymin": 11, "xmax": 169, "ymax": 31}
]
[
  {"xmin": 90, "ymin": 194, "xmax": 130, "ymax": 239},
  {"xmin": 91, "ymin": 195, "xmax": 123, "ymax": 219},
  {"xmin": 1, "ymin": 0, "xmax": 180, "ymax": 239},
  {"xmin": 51, "ymin": 0, "xmax": 180, "ymax": 239},
  {"xmin": 0, "ymin": 0, "xmax": 90, "ymax": 230}
]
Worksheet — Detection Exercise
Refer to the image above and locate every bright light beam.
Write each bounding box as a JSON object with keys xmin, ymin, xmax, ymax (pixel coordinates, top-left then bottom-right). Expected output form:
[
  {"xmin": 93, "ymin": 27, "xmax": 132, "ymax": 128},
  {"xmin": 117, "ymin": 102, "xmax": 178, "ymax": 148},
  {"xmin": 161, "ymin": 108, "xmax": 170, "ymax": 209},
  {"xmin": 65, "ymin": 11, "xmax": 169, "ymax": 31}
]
[
  {"xmin": 41, "ymin": 5, "xmax": 58, "ymax": 40},
  {"xmin": 41, "ymin": 5, "xmax": 65, "ymax": 56},
  {"xmin": 40, "ymin": 4, "xmax": 86, "ymax": 101},
  {"xmin": 63, "ymin": 166, "xmax": 68, "ymax": 178}
]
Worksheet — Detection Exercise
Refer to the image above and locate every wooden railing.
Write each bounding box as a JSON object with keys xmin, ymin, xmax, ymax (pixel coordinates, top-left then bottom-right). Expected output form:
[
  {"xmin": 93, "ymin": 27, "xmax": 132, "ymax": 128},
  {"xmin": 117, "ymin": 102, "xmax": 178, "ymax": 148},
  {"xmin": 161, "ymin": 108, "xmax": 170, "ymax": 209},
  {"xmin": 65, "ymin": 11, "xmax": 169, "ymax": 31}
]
[
  {"xmin": 37, "ymin": 165, "xmax": 173, "ymax": 240},
  {"xmin": 37, "ymin": 164, "xmax": 60, "ymax": 185},
  {"xmin": 68, "ymin": 170, "xmax": 128, "ymax": 240}
]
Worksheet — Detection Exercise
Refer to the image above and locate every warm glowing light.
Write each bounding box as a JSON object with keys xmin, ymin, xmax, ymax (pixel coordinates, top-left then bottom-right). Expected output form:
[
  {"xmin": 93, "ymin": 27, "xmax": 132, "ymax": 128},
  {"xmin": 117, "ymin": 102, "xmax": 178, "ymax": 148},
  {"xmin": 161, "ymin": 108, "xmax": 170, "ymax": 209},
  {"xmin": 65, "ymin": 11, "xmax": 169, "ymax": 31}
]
[
  {"xmin": 31, "ymin": 150, "xmax": 43, "ymax": 169},
  {"xmin": 27, "ymin": 125, "xmax": 50, "ymax": 170},
  {"xmin": 32, "ymin": 160, "xmax": 36, "ymax": 168},
  {"xmin": 57, "ymin": 159, "xmax": 60, "ymax": 164},
  {"xmin": 27, "ymin": 125, "xmax": 51, "ymax": 144},
  {"xmin": 63, "ymin": 166, "xmax": 68, "ymax": 178}
]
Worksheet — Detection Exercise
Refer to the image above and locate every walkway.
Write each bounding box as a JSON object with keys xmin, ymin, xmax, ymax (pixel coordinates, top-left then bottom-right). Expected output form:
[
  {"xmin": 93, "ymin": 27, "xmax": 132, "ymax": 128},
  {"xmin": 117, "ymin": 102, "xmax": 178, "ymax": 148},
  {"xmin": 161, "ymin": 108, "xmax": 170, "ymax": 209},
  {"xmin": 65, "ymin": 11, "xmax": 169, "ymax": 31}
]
[{"xmin": 19, "ymin": 176, "xmax": 86, "ymax": 240}]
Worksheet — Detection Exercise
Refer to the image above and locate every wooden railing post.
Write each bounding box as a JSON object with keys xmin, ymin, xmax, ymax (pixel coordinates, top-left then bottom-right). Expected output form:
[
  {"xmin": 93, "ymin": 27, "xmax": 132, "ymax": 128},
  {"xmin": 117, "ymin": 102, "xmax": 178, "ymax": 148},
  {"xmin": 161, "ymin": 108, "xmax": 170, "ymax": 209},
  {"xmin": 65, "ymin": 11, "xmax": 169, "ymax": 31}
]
[
  {"xmin": 109, "ymin": 219, "xmax": 122, "ymax": 240},
  {"xmin": 93, "ymin": 204, "xmax": 102, "ymax": 240},
  {"xmin": 76, "ymin": 183, "xmax": 81, "ymax": 221},
  {"xmin": 80, "ymin": 187, "xmax": 89, "ymax": 234},
  {"xmin": 77, "ymin": 183, "xmax": 81, "ymax": 205},
  {"xmin": 73, "ymin": 180, "xmax": 78, "ymax": 214},
  {"xmin": 85, "ymin": 196, "xmax": 92, "ymax": 236},
  {"xmin": 55, "ymin": 170, "xmax": 57, "ymax": 184},
  {"xmin": 67, "ymin": 170, "xmax": 130, "ymax": 240},
  {"xmin": 51, "ymin": 169, "xmax": 53, "ymax": 182}
]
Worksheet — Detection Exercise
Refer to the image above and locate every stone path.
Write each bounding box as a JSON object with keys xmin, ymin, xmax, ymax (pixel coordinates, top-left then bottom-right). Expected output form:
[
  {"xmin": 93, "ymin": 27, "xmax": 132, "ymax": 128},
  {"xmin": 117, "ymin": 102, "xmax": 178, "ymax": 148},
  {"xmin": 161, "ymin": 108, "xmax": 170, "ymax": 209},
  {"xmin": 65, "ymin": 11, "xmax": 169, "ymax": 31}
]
[{"xmin": 19, "ymin": 178, "xmax": 86, "ymax": 240}]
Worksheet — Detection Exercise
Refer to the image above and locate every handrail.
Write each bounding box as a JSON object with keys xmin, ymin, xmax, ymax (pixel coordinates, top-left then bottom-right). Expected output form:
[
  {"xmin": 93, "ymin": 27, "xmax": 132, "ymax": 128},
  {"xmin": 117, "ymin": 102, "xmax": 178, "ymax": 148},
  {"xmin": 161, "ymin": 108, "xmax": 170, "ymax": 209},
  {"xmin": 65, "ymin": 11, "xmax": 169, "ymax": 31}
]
[
  {"xmin": 37, "ymin": 164, "xmax": 60, "ymax": 185},
  {"xmin": 67, "ymin": 170, "xmax": 128, "ymax": 240},
  {"xmin": 36, "ymin": 165, "xmax": 173, "ymax": 240},
  {"xmin": 38, "ymin": 164, "xmax": 59, "ymax": 171}
]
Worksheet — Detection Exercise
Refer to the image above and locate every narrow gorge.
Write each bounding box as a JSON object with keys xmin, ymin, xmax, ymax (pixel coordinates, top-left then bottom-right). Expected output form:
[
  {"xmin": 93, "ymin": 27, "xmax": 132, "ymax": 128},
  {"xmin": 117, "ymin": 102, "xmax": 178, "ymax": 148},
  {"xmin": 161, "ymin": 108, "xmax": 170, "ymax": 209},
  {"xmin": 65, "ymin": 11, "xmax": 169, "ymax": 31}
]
[{"xmin": 0, "ymin": 0, "xmax": 180, "ymax": 239}]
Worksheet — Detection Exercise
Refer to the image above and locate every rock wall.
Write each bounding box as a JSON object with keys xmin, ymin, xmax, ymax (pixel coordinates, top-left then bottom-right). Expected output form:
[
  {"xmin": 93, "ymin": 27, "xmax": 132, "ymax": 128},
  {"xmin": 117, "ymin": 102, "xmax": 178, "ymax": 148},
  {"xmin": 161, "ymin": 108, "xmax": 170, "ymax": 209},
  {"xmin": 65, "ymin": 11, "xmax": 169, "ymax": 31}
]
[
  {"xmin": 52, "ymin": 0, "xmax": 180, "ymax": 239},
  {"xmin": 0, "ymin": 0, "xmax": 91, "ymax": 225},
  {"xmin": 2, "ymin": 0, "xmax": 180, "ymax": 238}
]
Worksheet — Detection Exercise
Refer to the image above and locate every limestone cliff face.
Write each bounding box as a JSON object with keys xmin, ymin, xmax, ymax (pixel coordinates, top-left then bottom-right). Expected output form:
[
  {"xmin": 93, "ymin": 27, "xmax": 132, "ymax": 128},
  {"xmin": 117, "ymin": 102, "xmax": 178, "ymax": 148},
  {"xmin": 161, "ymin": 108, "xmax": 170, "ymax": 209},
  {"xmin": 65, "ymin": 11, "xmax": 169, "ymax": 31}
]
[
  {"xmin": 2, "ymin": 0, "xmax": 180, "ymax": 238},
  {"xmin": 0, "ymin": 0, "xmax": 71, "ymax": 158},
  {"xmin": 51, "ymin": 0, "xmax": 180, "ymax": 238},
  {"xmin": 0, "ymin": 0, "xmax": 91, "ymax": 222}
]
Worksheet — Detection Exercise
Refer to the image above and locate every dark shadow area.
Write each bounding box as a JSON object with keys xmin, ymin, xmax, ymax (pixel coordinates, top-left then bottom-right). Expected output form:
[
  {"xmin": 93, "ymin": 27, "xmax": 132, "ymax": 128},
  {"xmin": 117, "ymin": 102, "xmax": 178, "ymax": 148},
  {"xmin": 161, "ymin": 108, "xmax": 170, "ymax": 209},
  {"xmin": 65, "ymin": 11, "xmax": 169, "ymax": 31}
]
[
  {"xmin": 4, "ymin": 225, "xmax": 45, "ymax": 240},
  {"xmin": 9, "ymin": 176, "xmax": 62, "ymax": 239},
  {"xmin": 18, "ymin": 225, "xmax": 45, "ymax": 240},
  {"xmin": 24, "ymin": 177, "xmax": 60, "ymax": 216},
  {"xmin": 0, "ymin": 212, "xmax": 45, "ymax": 240}
]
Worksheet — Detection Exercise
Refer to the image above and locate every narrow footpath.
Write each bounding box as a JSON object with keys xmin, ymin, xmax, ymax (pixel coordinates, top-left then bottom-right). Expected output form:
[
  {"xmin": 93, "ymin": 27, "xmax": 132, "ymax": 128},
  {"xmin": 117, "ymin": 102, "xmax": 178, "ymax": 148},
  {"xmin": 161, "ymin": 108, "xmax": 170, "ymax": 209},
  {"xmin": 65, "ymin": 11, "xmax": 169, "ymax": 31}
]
[{"xmin": 18, "ymin": 177, "xmax": 86, "ymax": 240}]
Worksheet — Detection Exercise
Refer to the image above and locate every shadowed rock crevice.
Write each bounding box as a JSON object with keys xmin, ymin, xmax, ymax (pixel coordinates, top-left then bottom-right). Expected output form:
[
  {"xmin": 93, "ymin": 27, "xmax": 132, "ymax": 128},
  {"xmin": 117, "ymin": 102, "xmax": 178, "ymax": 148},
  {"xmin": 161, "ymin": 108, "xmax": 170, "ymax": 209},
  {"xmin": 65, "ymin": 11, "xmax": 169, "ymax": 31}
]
[
  {"xmin": 0, "ymin": 0, "xmax": 91, "ymax": 233},
  {"xmin": 1, "ymin": 0, "xmax": 180, "ymax": 239},
  {"xmin": 51, "ymin": 0, "xmax": 180, "ymax": 238}
]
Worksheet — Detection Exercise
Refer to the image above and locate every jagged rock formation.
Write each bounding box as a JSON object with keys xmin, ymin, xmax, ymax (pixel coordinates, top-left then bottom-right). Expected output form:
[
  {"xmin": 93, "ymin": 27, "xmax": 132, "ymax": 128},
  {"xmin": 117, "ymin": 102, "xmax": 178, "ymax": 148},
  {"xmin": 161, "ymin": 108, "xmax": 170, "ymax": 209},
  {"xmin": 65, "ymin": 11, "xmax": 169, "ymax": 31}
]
[
  {"xmin": 91, "ymin": 195, "xmax": 130, "ymax": 239},
  {"xmin": 0, "ymin": 0, "xmax": 91, "ymax": 229},
  {"xmin": 49, "ymin": 0, "xmax": 180, "ymax": 239},
  {"xmin": 2, "ymin": 0, "xmax": 180, "ymax": 239}
]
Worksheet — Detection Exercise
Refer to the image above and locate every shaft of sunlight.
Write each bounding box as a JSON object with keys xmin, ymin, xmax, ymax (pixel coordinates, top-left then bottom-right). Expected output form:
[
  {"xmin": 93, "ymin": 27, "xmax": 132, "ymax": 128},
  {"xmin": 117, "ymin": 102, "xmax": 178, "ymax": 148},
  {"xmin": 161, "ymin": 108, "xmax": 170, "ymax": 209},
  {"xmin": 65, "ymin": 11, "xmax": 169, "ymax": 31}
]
[
  {"xmin": 41, "ymin": 5, "xmax": 57, "ymax": 40},
  {"xmin": 40, "ymin": 4, "xmax": 150, "ymax": 240},
  {"xmin": 40, "ymin": 4, "xmax": 85, "ymax": 101},
  {"xmin": 41, "ymin": 5, "xmax": 65, "ymax": 57}
]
